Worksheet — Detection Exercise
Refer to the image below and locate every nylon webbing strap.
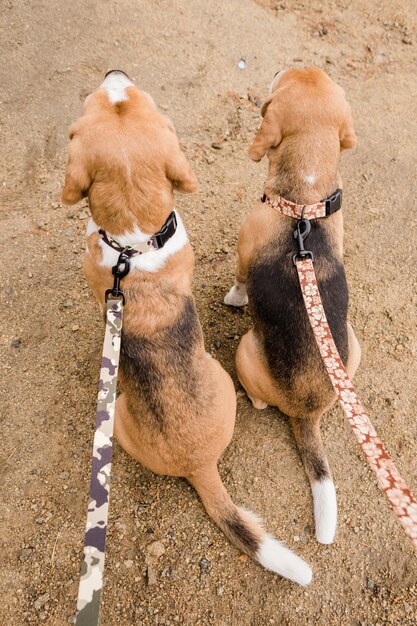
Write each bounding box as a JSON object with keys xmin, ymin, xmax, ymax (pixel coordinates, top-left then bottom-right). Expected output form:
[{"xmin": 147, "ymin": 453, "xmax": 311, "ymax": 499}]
[
  {"xmin": 295, "ymin": 257, "xmax": 417, "ymax": 550},
  {"xmin": 75, "ymin": 297, "xmax": 123, "ymax": 625}
]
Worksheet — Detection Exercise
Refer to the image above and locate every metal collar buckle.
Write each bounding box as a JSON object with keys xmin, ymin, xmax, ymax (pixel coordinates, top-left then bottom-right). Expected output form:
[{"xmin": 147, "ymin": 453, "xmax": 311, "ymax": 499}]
[
  {"xmin": 292, "ymin": 216, "xmax": 314, "ymax": 265},
  {"xmin": 105, "ymin": 252, "xmax": 131, "ymax": 304}
]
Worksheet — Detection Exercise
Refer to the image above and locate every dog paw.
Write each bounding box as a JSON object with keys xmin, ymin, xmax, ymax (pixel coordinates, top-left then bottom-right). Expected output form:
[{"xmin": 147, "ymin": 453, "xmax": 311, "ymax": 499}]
[
  {"xmin": 248, "ymin": 395, "xmax": 268, "ymax": 410},
  {"xmin": 224, "ymin": 281, "xmax": 248, "ymax": 307}
]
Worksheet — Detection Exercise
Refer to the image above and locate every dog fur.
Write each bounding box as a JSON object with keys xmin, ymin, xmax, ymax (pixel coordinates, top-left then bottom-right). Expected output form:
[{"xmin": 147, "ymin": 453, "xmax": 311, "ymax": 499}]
[
  {"xmin": 62, "ymin": 71, "xmax": 311, "ymax": 585},
  {"xmin": 225, "ymin": 67, "xmax": 361, "ymax": 545}
]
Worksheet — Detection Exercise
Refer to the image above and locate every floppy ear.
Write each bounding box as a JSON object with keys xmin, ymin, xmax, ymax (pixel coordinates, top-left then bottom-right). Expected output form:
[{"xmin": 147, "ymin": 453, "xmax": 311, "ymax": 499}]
[
  {"xmin": 248, "ymin": 96, "xmax": 282, "ymax": 162},
  {"xmin": 165, "ymin": 139, "xmax": 198, "ymax": 193},
  {"xmin": 339, "ymin": 105, "xmax": 357, "ymax": 151},
  {"xmin": 61, "ymin": 128, "xmax": 92, "ymax": 204}
]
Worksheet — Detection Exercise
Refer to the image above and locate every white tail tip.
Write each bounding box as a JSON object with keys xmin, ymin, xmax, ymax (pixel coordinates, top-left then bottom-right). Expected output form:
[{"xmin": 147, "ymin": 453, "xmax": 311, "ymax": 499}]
[
  {"xmin": 257, "ymin": 535, "xmax": 312, "ymax": 586},
  {"xmin": 312, "ymin": 478, "xmax": 337, "ymax": 544}
]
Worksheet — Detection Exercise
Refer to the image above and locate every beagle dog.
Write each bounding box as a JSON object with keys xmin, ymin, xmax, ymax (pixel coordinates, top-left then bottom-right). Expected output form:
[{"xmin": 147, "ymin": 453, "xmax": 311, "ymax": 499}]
[
  {"xmin": 62, "ymin": 71, "xmax": 311, "ymax": 585},
  {"xmin": 225, "ymin": 67, "xmax": 361, "ymax": 545}
]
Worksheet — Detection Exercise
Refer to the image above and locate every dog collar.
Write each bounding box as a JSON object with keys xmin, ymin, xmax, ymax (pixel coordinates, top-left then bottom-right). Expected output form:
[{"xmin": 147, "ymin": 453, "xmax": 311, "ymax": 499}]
[
  {"xmin": 98, "ymin": 211, "xmax": 178, "ymax": 258},
  {"xmin": 261, "ymin": 189, "xmax": 342, "ymax": 220}
]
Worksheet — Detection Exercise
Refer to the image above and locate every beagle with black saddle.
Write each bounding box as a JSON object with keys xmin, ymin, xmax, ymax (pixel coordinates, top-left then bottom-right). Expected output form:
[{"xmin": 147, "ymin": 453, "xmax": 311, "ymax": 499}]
[
  {"xmin": 62, "ymin": 70, "xmax": 311, "ymax": 585},
  {"xmin": 225, "ymin": 67, "xmax": 361, "ymax": 545}
]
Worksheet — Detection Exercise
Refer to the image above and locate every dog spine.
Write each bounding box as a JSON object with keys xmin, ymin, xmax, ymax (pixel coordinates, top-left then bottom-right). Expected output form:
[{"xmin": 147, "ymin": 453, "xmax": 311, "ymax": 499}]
[{"xmin": 188, "ymin": 465, "xmax": 312, "ymax": 586}]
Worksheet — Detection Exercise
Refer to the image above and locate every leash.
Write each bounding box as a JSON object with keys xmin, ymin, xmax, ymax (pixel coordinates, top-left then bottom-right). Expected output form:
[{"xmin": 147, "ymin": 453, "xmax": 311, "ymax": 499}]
[
  {"xmin": 74, "ymin": 212, "xmax": 179, "ymax": 623},
  {"xmin": 293, "ymin": 219, "xmax": 417, "ymax": 550},
  {"xmin": 75, "ymin": 253, "xmax": 130, "ymax": 626}
]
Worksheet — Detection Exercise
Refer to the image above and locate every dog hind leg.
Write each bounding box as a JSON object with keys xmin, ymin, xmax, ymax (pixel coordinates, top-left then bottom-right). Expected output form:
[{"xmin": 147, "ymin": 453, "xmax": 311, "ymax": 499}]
[
  {"xmin": 188, "ymin": 463, "xmax": 312, "ymax": 586},
  {"xmin": 290, "ymin": 416, "xmax": 337, "ymax": 545}
]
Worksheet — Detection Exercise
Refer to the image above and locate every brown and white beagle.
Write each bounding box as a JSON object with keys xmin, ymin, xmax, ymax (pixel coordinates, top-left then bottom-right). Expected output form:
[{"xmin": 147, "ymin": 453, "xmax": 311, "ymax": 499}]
[
  {"xmin": 62, "ymin": 71, "xmax": 311, "ymax": 585},
  {"xmin": 225, "ymin": 67, "xmax": 361, "ymax": 545}
]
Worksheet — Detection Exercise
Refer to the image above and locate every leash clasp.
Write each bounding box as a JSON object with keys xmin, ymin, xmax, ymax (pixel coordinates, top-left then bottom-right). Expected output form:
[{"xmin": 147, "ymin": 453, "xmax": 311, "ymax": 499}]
[
  {"xmin": 292, "ymin": 217, "xmax": 314, "ymax": 265},
  {"xmin": 105, "ymin": 251, "xmax": 131, "ymax": 304}
]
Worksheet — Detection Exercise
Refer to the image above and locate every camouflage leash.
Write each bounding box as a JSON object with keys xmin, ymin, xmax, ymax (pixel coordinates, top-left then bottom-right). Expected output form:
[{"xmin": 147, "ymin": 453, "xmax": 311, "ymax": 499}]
[
  {"xmin": 76, "ymin": 253, "xmax": 130, "ymax": 626},
  {"xmin": 293, "ymin": 221, "xmax": 417, "ymax": 551}
]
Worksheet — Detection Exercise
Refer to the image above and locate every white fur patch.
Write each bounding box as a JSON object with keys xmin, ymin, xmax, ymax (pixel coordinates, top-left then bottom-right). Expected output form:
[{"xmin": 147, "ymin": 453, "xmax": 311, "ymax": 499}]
[
  {"xmin": 304, "ymin": 174, "xmax": 316, "ymax": 185},
  {"xmin": 101, "ymin": 71, "xmax": 133, "ymax": 104},
  {"xmin": 224, "ymin": 280, "xmax": 248, "ymax": 307},
  {"xmin": 257, "ymin": 535, "xmax": 312, "ymax": 586},
  {"xmin": 312, "ymin": 478, "xmax": 337, "ymax": 544},
  {"xmin": 86, "ymin": 210, "xmax": 188, "ymax": 273}
]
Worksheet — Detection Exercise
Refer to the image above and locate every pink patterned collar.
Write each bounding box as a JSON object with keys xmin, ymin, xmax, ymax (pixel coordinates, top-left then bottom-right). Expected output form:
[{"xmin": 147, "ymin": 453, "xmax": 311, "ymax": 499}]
[{"xmin": 262, "ymin": 189, "xmax": 342, "ymax": 220}]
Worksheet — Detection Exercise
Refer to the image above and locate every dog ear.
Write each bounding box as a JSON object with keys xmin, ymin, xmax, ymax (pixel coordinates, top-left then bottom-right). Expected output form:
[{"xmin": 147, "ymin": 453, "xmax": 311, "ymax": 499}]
[
  {"xmin": 61, "ymin": 127, "xmax": 92, "ymax": 204},
  {"xmin": 165, "ymin": 140, "xmax": 199, "ymax": 193},
  {"xmin": 248, "ymin": 96, "xmax": 282, "ymax": 162},
  {"xmin": 339, "ymin": 105, "xmax": 357, "ymax": 150}
]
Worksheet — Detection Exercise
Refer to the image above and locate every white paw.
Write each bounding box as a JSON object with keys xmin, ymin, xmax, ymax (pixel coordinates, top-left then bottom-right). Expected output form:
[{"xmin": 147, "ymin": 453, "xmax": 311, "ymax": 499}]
[
  {"xmin": 248, "ymin": 394, "xmax": 268, "ymax": 410},
  {"xmin": 224, "ymin": 281, "xmax": 248, "ymax": 307},
  {"xmin": 312, "ymin": 479, "xmax": 337, "ymax": 544}
]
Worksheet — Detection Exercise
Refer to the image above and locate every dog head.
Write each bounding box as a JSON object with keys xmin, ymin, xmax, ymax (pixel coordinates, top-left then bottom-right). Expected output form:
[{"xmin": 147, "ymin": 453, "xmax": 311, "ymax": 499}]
[
  {"xmin": 248, "ymin": 67, "xmax": 356, "ymax": 163},
  {"xmin": 62, "ymin": 71, "xmax": 198, "ymax": 230}
]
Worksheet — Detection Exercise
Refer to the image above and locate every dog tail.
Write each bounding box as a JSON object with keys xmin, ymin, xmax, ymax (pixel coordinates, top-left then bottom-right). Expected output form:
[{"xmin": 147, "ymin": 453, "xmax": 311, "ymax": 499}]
[{"xmin": 187, "ymin": 464, "xmax": 312, "ymax": 586}]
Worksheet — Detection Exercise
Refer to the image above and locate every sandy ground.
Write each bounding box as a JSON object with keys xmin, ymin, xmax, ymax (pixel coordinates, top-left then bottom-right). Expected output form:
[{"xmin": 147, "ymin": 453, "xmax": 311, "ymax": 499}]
[{"xmin": 1, "ymin": 0, "xmax": 417, "ymax": 624}]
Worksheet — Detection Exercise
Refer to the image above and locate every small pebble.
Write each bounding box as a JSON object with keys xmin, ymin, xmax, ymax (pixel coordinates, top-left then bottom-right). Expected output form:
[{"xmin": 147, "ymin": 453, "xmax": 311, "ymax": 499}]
[
  {"xmin": 11, "ymin": 338, "xmax": 21, "ymax": 349},
  {"xmin": 147, "ymin": 564, "xmax": 158, "ymax": 586},
  {"xmin": 34, "ymin": 593, "xmax": 50, "ymax": 611},
  {"xmin": 199, "ymin": 557, "xmax": 210, "ymax": 573},
  {"xmin": 146, "ymin": 540, "xmax": 165, "ymax": 561}
]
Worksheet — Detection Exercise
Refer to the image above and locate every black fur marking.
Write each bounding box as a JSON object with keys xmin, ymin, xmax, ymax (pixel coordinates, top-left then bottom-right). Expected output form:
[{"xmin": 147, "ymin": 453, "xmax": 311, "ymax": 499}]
[
  {"xmin": 304, "ymin": 392, "xmax": 320, "ymax": 413},
  {"xmin": 247, "ymin": 220, "xmax": 349, "ymax": 394},
  {"xmin": 120, "ymin": 296, "xmax": 202, "ymax": 430},
  {"xmin": 223, "ymin": 510, "xmax": 259, "ymax": 555},
  {"xmin": 307, "ymin": 453, "xmax": 330, "ymax": 482}
]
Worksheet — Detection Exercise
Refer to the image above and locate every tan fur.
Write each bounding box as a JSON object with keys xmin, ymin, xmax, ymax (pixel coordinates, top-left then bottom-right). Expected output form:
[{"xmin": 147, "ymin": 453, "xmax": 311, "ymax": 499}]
[
  {"xmin": 62, "ymin": 89, "xmax": 198, "ymax": 235},
  {"xmin": 249, "ymin": 67, "xmax": 356, "ymax": 204},
  {"xmin": 62, "ymin": 75, "xmax": 290, "ymax": 568}
]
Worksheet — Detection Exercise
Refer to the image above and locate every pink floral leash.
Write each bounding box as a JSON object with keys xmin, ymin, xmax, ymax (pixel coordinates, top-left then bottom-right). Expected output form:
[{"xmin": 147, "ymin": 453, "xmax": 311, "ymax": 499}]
[{"xmin": 294, "ymin": 248, "xmax": 417, "ymax": 550}]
